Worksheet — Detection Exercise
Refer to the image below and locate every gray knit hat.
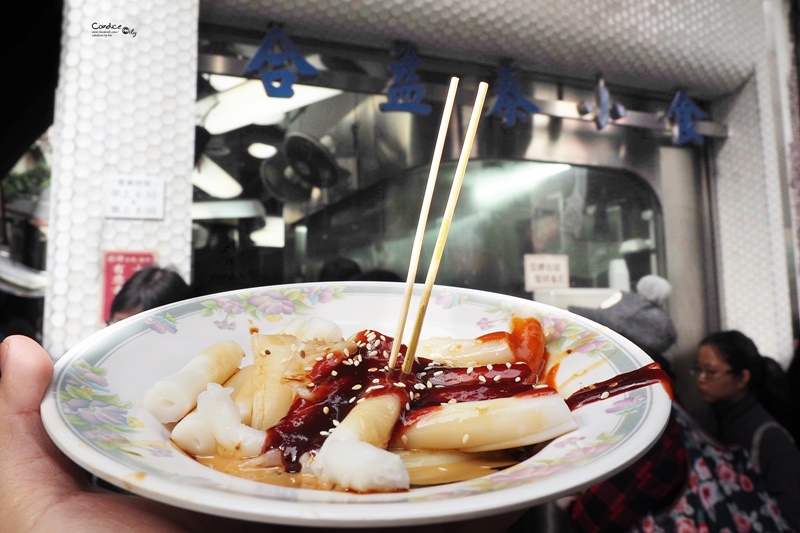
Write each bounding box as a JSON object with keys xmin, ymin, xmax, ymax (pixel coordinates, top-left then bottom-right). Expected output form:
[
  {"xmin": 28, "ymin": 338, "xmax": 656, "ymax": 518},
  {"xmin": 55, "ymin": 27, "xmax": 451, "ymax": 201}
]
[{"xmin": 569, "ymin": 275, "xmax": 677, "ymax": 354}]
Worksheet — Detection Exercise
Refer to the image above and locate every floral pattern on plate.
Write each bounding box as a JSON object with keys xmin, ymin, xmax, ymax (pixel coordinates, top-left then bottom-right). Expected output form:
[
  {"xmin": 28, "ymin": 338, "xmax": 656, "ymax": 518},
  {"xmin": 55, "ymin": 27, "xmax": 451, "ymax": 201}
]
[{"xmin": 43, "ymin": 282, "xmax": 671, "ymax": 526}]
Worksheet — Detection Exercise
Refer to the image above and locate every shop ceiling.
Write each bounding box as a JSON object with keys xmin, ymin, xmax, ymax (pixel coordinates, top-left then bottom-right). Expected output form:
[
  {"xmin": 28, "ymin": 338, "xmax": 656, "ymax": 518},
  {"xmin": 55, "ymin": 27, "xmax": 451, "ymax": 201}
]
[{"xmin": 198, "ymin": 0, "xmax": 762, "ymax": 99}]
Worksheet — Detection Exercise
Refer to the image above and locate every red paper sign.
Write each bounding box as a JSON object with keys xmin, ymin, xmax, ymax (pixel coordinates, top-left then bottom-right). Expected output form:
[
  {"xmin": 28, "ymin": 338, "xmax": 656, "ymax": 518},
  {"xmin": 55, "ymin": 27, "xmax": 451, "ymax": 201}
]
[{"xmin": 101, "ymin": 250, "xmax": 157, "ymax": 323}]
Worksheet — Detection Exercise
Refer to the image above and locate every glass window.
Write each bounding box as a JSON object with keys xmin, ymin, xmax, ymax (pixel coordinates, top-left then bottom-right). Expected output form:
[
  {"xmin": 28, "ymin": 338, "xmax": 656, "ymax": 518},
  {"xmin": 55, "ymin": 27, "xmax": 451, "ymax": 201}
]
[{"xmin": 299, "ymin": 159, "xmax": 663, "ymax": 299}]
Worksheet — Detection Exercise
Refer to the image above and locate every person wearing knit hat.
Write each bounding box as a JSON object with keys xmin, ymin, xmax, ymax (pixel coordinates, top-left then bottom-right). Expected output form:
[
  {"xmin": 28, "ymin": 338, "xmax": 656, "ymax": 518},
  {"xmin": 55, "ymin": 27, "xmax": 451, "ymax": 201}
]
[{"xmin": 568, "ymin": 274, "xmax": 677, "ymax": 354}]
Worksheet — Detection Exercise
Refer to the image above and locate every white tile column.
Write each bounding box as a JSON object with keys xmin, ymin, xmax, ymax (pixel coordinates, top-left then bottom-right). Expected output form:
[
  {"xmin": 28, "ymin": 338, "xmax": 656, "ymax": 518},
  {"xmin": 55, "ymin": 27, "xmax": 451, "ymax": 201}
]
[{"xmin": 46, "ymin": 0, "xmax": 198, "ymax": 357}]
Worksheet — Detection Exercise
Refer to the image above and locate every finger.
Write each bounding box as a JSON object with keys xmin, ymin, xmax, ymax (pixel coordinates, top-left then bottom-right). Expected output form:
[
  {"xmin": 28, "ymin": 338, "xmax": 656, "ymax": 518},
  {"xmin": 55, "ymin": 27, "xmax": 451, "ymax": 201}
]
[
  {"xmin": 0, "ymin": 334, "xmax": 86, "ymax": 487},
  {"xmin": 0, "ymin": 335, "xmax": 54, "ymax": 415}
]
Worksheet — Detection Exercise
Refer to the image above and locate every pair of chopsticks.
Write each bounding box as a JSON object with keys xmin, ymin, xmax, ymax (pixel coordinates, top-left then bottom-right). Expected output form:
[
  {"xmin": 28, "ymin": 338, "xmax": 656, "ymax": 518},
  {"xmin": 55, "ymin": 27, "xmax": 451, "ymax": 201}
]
[{"xmin": 387, "ymin": 77, "xmax": 489, "ymax": 374}]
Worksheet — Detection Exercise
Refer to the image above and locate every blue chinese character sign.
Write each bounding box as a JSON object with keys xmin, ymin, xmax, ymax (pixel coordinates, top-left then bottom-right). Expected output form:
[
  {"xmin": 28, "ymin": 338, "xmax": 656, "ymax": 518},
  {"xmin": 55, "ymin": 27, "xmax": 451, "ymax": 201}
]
[
  {"xmin": 244, "ymin": 27, "xmax": 319, "ymax": 98},
  {"xmin": 578, "ymin": 75, "xmax": 626, "ymax": 130},
  {"xmin": 380, "ymin": 42, "xmax": 431, "ymax": 115},
  {"xmin": 487, "ymin": 63, "xmax": 539, "ymax": 127},
  {"xmin": 666, "ymin": 90, "xmax": 707, "ymax": 145}
]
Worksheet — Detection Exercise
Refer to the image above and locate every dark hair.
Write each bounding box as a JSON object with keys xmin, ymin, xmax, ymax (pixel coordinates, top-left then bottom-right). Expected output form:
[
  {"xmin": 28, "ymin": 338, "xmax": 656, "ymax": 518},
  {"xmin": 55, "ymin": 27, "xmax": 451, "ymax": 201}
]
[
  {"xmin": 109, "ymin": 266, "xmax": 191, "ymax": 319},
  {"xmin": 318, "ymin": 257, "xmax": 362, "ymax": 281},
  {"xmin": 350, "ymin": 269, "xmax": 403, "ymax": 282},
  {"xmin": 699, "ymin": 330, "xmax": 793, "ymax": 428}
]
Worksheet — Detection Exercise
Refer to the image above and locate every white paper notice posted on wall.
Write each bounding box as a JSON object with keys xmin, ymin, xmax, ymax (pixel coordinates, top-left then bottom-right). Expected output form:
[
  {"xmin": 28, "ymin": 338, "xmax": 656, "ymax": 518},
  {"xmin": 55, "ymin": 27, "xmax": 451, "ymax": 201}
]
[
  {"xmin": 524, "ymin": 254, "xmax": 569, "ymax": 292},
  {"xmin": 105, "ymin": 175, "xmax": 165, "ymax": 220}
]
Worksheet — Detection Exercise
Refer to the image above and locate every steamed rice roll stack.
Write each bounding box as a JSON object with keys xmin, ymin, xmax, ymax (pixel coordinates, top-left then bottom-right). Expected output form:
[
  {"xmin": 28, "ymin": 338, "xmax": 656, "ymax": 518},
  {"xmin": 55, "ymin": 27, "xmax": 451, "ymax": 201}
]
[{"xmin": 144, "ymin": 340, "xmax": 245, "ymax": 423}]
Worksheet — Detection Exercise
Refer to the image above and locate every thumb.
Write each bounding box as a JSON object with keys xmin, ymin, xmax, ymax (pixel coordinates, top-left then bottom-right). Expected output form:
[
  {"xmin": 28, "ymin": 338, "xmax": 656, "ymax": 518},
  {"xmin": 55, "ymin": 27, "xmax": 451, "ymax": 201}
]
[{"xmin": 0, "ymin": 335, "xmax": 54, "ymax": 414}]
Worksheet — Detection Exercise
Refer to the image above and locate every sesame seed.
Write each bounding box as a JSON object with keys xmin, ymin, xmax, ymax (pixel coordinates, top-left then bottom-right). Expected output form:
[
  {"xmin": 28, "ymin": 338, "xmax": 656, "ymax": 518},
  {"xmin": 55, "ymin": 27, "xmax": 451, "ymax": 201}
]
[
  {"xmin": 401, "ymin": 435, "xmax": 408, "ymax": 445},
  {"xmin": 437, "ymin": 467, "xmax": 448, "ymax": 471},
  {"xmin": 433, "ymin": 370, "xmax": 443, "ymax": 376},
  {"xmin": 356, "ymin": 397, "xmax": 365, "ymax": 404},
  {"xmin": 394, "ymin": 382, "xmax": 406, "ymax": 388},
  {"xmin": 342, "ymin": 359, "xmax": 353, "ymax": 366},
  {"xmin": 505, "ymin": 362, "xmax": 512, "ymax": 368},
  {"xmin": 323, "ymin": 406, "xmax": 330, "ymax": 414},
  {"xmin": 466, "ymin": 367, "xmax": 473, "ymax": 374},
  {"xmin": 349, "ymin": 397, "xmax": 356, "ymax": 403},
  {"xmin": 448, "ymin": 398, "xmax": 457, "ymax": 404},
  {"xmin": 326, "ymin": 353, "xmax": 334, "ymax": 359},
  {"xmin": 331, "ymin": 370, "xmax": 338, "ymax": 376},
  {"xmin": 493, "ymin": 375, "xmax": 501, "ymax": 382},
  {"xmin": 515, "ymin": 377, "xmax": 521, "ymax": 382},
  {"xmin": 315, "ymin": 356, "xmax": 323, "ymax": 361},
  {"xmin": 478, "ymin": 375, "xmax": 487, "ymax": 383},
  {"xmin": 405, "ymin": 402, "xmax": 410, "ymax": 410},
  {"xmin": 352, "ymin": 384, "xmax": 363, "ymax": 390},
  {"xmin": 426, "ymin": 381, "xmax": 433, "ymax": 388},
  {"xmin": 601, "ymin": 391, "xmax": 610, "ymax": 399},
  {"xmin": 368, "ymin": 367, "xmax": 378, "ymax": 372},
  {"xmin": 487, "ymin": 364, "xmax": 493, "ymax": 370},
  {"xmin": 332, "ymin": 419, "xmax": 340, "ymax": 426},
  {"xmin": 320, "ymin": 430, "xmax": 330, "ymax": 436},
  {"xmin": 462, "ymin": 434, "xmax": 470, "ymax": 444}
]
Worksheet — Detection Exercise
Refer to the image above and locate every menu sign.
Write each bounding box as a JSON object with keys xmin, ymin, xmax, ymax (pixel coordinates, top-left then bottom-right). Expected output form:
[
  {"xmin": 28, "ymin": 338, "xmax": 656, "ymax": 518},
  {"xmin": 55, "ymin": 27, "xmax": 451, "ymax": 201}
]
[
  {"xmin": 523, "ymin": 254, "xmax": 569, "ymax": 292},
  {"xmin": 105, "ymin": 175, "xmax": 165, "ymax": 220}
]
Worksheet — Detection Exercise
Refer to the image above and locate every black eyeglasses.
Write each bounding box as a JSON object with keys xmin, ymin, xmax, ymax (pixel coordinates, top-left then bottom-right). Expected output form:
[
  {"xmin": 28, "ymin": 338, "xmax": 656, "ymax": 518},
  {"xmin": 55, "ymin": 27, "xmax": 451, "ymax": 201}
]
[{"xmin": 689, "ymin": 366, "xmax": 734, "ymax": 379}]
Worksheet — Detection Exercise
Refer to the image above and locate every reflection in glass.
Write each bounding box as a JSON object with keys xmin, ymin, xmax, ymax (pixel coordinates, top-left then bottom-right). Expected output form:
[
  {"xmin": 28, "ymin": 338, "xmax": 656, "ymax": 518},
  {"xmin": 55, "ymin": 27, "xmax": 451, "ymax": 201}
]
[{"xmin": 299, "ymin": 160, "xmax": 662, "ymax": 299}]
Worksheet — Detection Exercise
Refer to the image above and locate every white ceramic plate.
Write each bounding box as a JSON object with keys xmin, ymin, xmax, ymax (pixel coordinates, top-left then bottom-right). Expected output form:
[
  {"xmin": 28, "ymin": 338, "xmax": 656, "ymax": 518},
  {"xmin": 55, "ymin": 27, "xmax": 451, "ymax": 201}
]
[{"xmin": 41, "ymin": 282, "xmax": 671, "ymax": 528}]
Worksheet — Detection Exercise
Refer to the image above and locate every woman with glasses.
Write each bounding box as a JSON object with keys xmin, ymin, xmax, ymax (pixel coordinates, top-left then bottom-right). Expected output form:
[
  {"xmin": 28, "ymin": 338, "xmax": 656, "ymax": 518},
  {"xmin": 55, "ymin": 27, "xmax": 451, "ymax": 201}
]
[{"xmin": 691, "ymin": 330, "xmax": 800, "ymax": 531}]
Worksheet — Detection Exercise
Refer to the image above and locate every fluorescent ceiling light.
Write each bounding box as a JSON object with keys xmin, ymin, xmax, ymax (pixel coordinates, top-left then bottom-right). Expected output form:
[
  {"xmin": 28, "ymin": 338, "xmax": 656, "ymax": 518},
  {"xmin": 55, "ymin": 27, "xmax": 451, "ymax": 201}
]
[
  {"xmin": 471, "ymin": 163, "xmax": 571, "ymax": 206},
  {"xmin": 192, "ymin": 155, "xmax": 243, "ymax": 199},
  {"xmin": 247, "ymin": 142, "xmax": 278, "ymax": 159},
  {"xmin": 250, "ymin": 216, "xmax": 286, "ymax": 247},
  {"xmin": 191, "ymin": 199, "xmax": 266, "ymax": 220},
  {"xmin": 199, "ymin": 80, "xmax": 342, "ymax": 135},
  {"xmin": 205, "ymin": 74, "xmax": 247, "ymax": 92}
]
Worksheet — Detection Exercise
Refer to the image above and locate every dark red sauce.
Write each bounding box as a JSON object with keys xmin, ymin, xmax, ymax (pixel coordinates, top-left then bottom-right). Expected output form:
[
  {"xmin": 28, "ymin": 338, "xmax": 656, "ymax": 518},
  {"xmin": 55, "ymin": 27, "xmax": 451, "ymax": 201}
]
[
  {"xmin": 565, "ymin": 362, "xmax": 673, "ymax": 411},
  {"xmin": 265, "ymin": 325, "xmax": 545, "ymax": 472}
]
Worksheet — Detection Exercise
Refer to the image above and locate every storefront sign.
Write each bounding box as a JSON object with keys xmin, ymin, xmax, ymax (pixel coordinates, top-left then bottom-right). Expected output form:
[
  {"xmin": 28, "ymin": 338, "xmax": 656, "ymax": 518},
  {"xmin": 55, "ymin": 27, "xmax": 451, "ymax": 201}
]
[
  {"xmin": 380, "ymin": 42, "xmax": 431, "ymax": 115},
  {"xmin": 245, "ymin": 27, "xmax": 319, "ymax": 98},
  {"xmin": 101, "ymin": 250, "xmax": 157, "ymax": 322},
  {"xmin": 488, "ymin": 63, "xmax": 538, "ymax": 127},
  {"xmin": 105, "ymin": 175, "xmax": 165, "ymax": 219},
  {"xmin": 578, "ymin": 75, "xmax": 626, "ymax": 130},
  {"xmin": 524, "ymin": 254, "xmax": 570, "ymax": 292},
  {"xmin": 666, "ymin": 90, "xmax": 707, "ymax": 145}
]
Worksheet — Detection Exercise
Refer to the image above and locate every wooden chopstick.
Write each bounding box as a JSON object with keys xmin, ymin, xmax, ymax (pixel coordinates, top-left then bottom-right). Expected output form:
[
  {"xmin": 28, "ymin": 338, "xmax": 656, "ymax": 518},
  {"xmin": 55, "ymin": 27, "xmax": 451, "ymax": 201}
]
[
  {"xmin": 400, "ymin": 81, "xmax": 489, "ymax": 374},
  {"xmin": 388, "ymin": 77, "xmax": 460, "ymax": 371}
]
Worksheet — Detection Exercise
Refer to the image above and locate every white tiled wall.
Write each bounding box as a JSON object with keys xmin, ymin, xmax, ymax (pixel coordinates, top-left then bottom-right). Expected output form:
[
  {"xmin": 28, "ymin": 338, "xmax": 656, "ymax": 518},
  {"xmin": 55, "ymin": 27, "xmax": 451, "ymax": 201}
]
[{"xmin": 46, "ymin": 0, "xmax": 198, "ymax": 357}]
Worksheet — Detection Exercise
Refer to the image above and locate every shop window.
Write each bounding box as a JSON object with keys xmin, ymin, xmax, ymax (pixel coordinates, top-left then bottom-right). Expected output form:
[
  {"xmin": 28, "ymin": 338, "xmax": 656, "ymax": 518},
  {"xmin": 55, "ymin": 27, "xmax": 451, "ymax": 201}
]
[{"xmin": 301, "ymin": 159, "xmax": 662, "ymax": 299}]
